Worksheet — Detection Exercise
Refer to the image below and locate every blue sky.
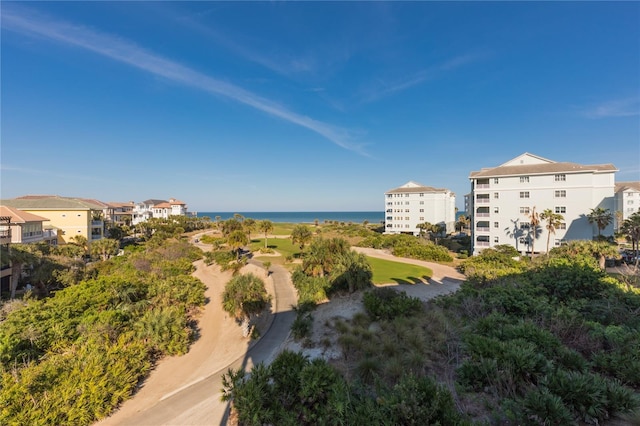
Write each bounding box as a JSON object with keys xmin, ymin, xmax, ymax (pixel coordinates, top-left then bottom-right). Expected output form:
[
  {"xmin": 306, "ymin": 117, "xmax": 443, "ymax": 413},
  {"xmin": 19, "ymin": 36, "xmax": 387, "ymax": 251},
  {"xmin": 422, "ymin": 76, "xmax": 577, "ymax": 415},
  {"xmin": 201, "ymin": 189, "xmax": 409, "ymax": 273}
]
[{"xmin": 1, "ymin": 2, "xmax": 638, "ymax": 212}]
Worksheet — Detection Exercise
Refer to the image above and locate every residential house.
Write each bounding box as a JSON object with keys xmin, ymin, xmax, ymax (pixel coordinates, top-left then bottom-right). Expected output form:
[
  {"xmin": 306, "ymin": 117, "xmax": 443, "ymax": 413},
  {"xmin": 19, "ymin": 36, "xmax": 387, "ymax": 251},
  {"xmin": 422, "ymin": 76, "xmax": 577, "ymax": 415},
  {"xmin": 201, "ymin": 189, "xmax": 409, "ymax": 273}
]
[
  {"xmin": 132, "ymin": 198, "xmax": 189, "ymax": 225},
  {"xmin": 468, "ymin": 153, "xmax": 617, "ymax": 255},
  {"xmin": 384, "ymin": 181, "xmax": 456, "ymax": 236},
  {"xmin": 0, "ymin": 205, "xmax": 57, "ymax": 245},
  {"xmin": 105, "ymin": 201, "xmax": 135, "ymax": 226},
  {"xmin": 614, "ymin": 181, "xmax": 640, "ymax": 229},
  {"xmin": 0, "ymin": 195, "xmax": 105, "ymax": 245}
]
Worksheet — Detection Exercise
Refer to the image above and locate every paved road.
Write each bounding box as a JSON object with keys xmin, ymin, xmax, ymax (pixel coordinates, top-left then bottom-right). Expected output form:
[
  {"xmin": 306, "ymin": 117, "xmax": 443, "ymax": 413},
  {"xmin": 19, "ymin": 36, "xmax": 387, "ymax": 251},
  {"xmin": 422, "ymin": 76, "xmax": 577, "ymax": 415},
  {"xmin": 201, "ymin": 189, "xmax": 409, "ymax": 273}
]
[{"xmin": 98, "ymin": 245, "xmax": 297, "ymax": 426}]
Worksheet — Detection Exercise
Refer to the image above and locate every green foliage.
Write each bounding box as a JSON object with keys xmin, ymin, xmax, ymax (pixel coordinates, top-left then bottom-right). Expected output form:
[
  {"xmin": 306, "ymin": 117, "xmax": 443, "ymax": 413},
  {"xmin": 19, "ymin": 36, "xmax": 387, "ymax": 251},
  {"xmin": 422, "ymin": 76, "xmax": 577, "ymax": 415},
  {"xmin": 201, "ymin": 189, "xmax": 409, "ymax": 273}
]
[
  {"xmin": 363, "ymin": 287, "xmax": 423, "ymax": 320},
  {"xmin": 458, "ymin": 246, "xmax": 527, "ymax": 284},
  {"xmin": 358, "ymin": 233, "xmax": 454, "ymax": 263},
  {"xmin": 221, "ymin": 273, "xmax": 271, "ymax": 331},
  {"xmin": 0, "ymin": 239, "xmax": 206, "ymax": 424},
  {"xmin": 291, "ymin": 268, "xmax": 331, "ymax": 304}
]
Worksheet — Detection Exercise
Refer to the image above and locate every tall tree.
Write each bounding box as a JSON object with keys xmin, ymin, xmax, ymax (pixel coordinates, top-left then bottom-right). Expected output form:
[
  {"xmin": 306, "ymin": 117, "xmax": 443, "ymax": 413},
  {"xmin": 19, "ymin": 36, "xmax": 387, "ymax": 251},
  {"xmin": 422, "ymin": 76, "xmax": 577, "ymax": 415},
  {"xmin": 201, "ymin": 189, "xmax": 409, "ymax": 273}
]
[
  {"xmin": 528, "ymin": 206, "xmax": 540, "ymax": 257},
  {"xmin": 620, "ymin": 211, "xmax": 640, "ymax": 264},
  {"xmin": 222, "ymin": 218, "xmax": 243, "ymax": 237},
  {"xmin": 258, "ymin": 220, "xmax": 274, "ymax": 249},
  {"xmin": 227, "ymin": 230, "xmax": 249, "ymax": 260},
  {"xmin": 539, "ymin": 209, "xmax": 564, "ymax": 254},
  {"xmin": 7, "ymin": 244, "xmax": 37, "ymax": 299},
  {"xmin": 587, "ymin": 207, "xmax": 613, "ymax": 237},
  {"xmin": 243, "ymin": 218, "xmax": 256, "ymax": 241},
  {"xmin": 222, "ymin": 273, "xmax": 271, "ymax": 337},
  {"xmin": 416, "ymin": 222, "xmax": 432, "ymax": 240},
  {"xmin": 291, "ymin": 224, "xmax": 313, "ymax": 254}
]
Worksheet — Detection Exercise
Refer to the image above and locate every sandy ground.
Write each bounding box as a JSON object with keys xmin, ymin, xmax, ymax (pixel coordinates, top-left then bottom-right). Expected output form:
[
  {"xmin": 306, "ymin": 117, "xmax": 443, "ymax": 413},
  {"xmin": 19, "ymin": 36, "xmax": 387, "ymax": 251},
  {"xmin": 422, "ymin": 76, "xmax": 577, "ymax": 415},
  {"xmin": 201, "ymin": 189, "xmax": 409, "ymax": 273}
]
[
  {"xmin": 96, "ymin": 259, "xmax": 274, "ymax": 425},
  {"xmin": 96, "ymin": 244, "xmax": 466, "ymax": 425},
  {"xmin": 277, "ymin": 246, "xmax": 466, "ymax": 362}
]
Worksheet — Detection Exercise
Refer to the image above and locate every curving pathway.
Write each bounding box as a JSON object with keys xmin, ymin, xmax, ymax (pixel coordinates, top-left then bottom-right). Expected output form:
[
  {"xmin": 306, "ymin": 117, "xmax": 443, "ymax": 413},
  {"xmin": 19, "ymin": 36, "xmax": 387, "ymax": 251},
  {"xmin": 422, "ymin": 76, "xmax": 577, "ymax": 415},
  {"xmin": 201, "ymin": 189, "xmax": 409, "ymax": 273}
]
[{"xmin": 95, "ymin": 240, "xmax": 298, "ymax": 426}]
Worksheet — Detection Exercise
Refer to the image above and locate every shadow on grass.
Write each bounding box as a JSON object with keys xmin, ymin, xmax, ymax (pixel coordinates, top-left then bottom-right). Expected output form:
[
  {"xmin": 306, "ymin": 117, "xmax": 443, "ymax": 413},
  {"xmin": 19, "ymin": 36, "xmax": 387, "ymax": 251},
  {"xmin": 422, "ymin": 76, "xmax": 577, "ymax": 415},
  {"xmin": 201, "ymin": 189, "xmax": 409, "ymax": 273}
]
[{"xmin": 389, "ymin": 275, "xmax": 430, "ymax": 285}]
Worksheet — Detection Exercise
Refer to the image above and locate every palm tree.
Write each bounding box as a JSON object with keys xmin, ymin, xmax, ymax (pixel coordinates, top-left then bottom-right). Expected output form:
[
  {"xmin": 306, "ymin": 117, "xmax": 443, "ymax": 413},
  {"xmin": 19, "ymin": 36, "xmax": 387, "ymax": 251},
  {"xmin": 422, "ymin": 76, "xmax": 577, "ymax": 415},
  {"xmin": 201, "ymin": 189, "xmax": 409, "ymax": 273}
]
[
  {"xmin": 227, "ymin": 230, "xmax": 249, "ymax": 260},
  {"xmin": 7, "ymin": 244, "xmax": 37, "ymax": 299},
  {"xmin": 528, "ymin": 206, "xmax": 540, "ymax": 257},
  {"xmin": 539, "ymin": 209, "xmax": 564, "ymax": 254},
  {"xmin": 587, "ymin": 207, "xmax": 613, "ymax": 237},
  {"xmin": 222, "ymin": 273, "xmax": 271, "ymax": 337},
  {"xmin": 620, "ymin": 212, "xmax": 640, "ymax": 264},
  {"xmin": 258, "ymin": 220, "xmax": 273, "ymax": 249},
  {"xmin": 416, "ymin": 222, "xmax": 432, "ymax": 239},
  {"xmin": 291, "ymin": 224, "xmax": 313, "ymax": 254},
  {"xmin": 243, "ymin": 218, "xmax": 256, "ymax": 241}
]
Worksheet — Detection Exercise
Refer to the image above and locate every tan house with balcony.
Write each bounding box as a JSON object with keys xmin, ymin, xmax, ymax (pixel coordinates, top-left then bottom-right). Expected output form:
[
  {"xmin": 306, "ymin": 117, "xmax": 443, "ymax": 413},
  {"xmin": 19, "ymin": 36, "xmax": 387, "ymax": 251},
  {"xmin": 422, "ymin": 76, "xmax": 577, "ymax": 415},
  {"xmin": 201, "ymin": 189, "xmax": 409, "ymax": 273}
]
[
  {"xmin": 0, "ymin": 206, "xmax": 57, "ymax": 245},
  {"xmin": 0, "ymin": 195, "xmax": 105, "ymax": 245}
]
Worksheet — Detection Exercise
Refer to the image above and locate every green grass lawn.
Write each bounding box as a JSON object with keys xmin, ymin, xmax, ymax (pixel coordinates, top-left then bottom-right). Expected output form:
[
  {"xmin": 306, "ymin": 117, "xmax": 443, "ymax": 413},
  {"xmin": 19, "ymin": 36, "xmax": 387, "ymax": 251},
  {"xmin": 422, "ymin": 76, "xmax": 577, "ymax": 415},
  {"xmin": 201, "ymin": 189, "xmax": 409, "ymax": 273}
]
[
  {"xmin": 250, "ymin": 237, "xmax": 301, "ymax": 267},
  {"xmin": 366, "ymin": 256, "xmax": 433, "ymax": 285}
]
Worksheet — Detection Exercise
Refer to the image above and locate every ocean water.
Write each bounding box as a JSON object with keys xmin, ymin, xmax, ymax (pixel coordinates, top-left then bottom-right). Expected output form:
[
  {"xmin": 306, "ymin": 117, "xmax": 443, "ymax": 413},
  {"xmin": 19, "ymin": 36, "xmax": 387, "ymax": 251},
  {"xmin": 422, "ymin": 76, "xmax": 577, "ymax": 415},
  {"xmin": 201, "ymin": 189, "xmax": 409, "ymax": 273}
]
[{"xmin": 197, "ymin": 211, "xmax": 384, "ymax": 224}]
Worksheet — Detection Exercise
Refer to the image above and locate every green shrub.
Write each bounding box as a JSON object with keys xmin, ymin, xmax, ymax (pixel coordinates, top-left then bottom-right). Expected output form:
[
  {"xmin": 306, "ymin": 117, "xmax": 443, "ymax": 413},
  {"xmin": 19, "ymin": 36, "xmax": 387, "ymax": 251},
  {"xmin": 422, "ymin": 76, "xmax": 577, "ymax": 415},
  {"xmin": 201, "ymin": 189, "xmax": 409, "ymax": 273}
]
[{"xmin": 362, "ymin": 287, "xmax": 423, "ymax": 320}]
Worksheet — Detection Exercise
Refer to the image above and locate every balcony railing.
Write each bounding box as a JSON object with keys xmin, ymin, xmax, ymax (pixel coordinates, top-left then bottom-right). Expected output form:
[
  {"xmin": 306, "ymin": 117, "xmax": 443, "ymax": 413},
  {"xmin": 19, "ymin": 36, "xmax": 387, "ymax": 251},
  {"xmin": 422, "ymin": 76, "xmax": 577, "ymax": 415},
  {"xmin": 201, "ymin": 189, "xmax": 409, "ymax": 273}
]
[
  {"xmin": 476, "ymin": 227, "xmax": 490, "ymax": 233},
  {"xmin": 476, "ymin": 241, "xmax": 490, "ymax": 247},
  {"xmin": 475, "ymin": 199, "xmax": 490, "ymax": 204},
  {"xmin": 476, "ymin": 184, "xmax": 490, "ymax": 189},
  {"xmin": 475, "ymin": 212, "xmax": 490, "ymax": 217}
]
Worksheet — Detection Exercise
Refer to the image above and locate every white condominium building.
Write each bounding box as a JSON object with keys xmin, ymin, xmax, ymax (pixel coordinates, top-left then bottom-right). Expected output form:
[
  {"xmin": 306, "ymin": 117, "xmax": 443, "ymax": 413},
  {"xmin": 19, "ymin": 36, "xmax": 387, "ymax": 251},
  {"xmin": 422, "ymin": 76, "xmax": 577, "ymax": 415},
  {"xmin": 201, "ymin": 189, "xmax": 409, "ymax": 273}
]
[
  {"xmin": 385, "ymin": 181, "xmax": 456, "ymax": 236},
  {"xmin": 614, "ymin": 182, "xmax": 640, "ymax": 227},
  {"xmin": 468, "ymin": 153, "xmax": 617, "ymax": 256}
]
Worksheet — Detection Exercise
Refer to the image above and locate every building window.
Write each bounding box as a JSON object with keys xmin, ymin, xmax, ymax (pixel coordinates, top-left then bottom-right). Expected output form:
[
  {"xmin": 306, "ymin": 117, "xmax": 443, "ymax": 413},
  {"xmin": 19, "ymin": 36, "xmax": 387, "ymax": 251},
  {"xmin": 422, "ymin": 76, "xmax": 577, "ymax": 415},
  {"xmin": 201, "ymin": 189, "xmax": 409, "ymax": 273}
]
[
  {"xmin": 494, "ymin": 222, "xmax": 499, "ymax": 228},
  {"xmin": 405, "ymin": 201, "xmax": 409, "ymax": 205},
  {"xmin": 494, "ymin": 207, "xmax": 499, "ymax": 214},
  {"xmin": 558, "ymin": 223, "xmax": 566, "ymax": 230},
  {"xmin": 555, "ymin": 206, "xmax": 566, "ymax": 214},
  {"xmin": 405, "ymin": 194, "xmax": 409, "ymax": 197},
  {"xmin": 520, "ymin": 222, "xmax": 530, "ymax": 229},
  {"xmin": 555, "ymin": 174, "xmax": 566, "ymax": 181},
  {"xmin": 419, "ymin": 193, "xmax": 424, "ymax": 197},
  {"xmin": 520, "ymin": 207, "xmax": 530, "ymax": 214},
  {"xmin": 419, "ymin": 209, "xmax": 424, "ymax": 212},
  {"xmin": 405, "ymin": 224, "xmax": 410, "ymax": 228},
  {"xmin": 405, "ymin": 209, "xmax": 410, "ymax": 213},
  {"xmin": 628, "ymin": 200, "xmax": 634, "ymax": 205},
  {"xmin": 494, "ymin": 193, "xmax": 499, "ymax": 199},
  {"xmin": 520, "ymin": 176, "xmax": 529, "ymax": 183},
  {"xmin": 520, "ymin": 192, "xmax": 530, "ymax": 198},
  {"xmin": 419, "ymin": 201, "xmax": 424, "ymax": 205},
  {"xmin": 494, "ymin": 178, "xmax": 499, "ymax": 184},
  {"xmin": 419, "ymin": 217, "xmax": 424, "ymax": 221},
  {"xmin": 494, "ymin": 236, "xmax": 499, "ymax": 243},
  {"xmin": 555, "ymin": 190, "xmax": 566, "ymax": 198},
  {"xmin": 405, "ymin": 217, "xmax": 410, "ymax": 220}
]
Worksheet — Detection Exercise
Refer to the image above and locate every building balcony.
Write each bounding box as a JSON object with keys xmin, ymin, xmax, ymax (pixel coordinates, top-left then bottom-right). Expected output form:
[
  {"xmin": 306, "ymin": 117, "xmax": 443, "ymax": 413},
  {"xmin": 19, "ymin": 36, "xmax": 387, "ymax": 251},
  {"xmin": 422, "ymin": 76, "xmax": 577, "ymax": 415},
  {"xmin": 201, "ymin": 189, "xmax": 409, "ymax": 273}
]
[
  {"xmin": 475, "ymin": 213, "xmax": 490, "ymax": 217},
  {"xmin": 476, "ymin": 241, "xmax": 490, "ymax": 247},
  {"xmin": 475, "ymin": 199, "xmax": 490, "ymax": 204},
  {"xmin": 476, "ymin": 184, "xmax": 490, "ymax": 189},
  {"xmin": 476, "ymin": 227, "xmax": 490, "ymax": 233}
]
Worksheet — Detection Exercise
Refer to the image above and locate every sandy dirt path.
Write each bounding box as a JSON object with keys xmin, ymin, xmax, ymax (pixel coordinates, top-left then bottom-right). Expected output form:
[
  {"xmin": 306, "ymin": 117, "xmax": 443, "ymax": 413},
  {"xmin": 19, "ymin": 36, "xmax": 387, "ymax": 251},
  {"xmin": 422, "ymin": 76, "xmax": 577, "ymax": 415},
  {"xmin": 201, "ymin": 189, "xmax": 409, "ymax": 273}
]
[{"xmin": 96, "ymin": 259, "xmax": 274, "ymax": 426}]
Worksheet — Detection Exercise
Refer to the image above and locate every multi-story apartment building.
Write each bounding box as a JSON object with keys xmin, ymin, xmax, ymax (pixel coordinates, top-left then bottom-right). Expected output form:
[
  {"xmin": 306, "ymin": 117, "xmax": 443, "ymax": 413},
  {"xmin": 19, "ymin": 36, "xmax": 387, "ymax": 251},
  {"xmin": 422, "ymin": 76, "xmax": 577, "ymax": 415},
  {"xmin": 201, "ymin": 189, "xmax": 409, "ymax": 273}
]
[
  {"xmin": 105, "ymin": 201, "xmax": 135, "ymax": 226},
  {"xmin": 468, "ymin": 153, "xmax": 617, "ymax": 255},
  {"xmin": 132, "ymin": 198, "xmax": 189, "ymax": 225},
  {"xmin": 0, "ymin": 195, "xmax": 105, "ymax": 245},
  {"xmin": 614, "ymin": 182, "xmax": 640, "ymax": 228},
  {"xmin": 384, "ymin": 181, "xmax": 456, "ymax": 236},
  {"xmin": 0, "ymin": 206, "xmax": 57, "ymax": 245}
]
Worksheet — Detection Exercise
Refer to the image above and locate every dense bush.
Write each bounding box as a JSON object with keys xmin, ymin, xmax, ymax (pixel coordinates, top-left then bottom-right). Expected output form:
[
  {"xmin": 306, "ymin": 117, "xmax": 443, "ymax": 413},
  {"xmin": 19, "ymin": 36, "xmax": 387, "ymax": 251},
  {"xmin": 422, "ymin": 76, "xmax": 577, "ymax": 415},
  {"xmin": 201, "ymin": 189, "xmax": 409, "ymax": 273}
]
[
  {"xmin": 362, "ymin": 287, "xmax": 423, "ymax": 320},
  {"xmin": 0, "ymin": 238, "xmax": 206, "ymax": 424}
]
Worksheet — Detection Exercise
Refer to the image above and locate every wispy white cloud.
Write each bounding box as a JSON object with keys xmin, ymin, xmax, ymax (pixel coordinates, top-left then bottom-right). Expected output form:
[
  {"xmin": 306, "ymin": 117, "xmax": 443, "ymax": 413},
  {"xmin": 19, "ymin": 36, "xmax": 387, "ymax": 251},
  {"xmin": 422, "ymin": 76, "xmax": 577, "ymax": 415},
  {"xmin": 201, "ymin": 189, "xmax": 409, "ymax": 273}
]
[
  {"xmin": 2, "ymin": 6, "xmax": 367, "ymax": 155},
  {"xmin": 582, "ymin": 97, "xmax": 640, "ymax": 119},
  {"xmin": 359, "ymin": 51, "xmax": 490, "ymax": 104}
]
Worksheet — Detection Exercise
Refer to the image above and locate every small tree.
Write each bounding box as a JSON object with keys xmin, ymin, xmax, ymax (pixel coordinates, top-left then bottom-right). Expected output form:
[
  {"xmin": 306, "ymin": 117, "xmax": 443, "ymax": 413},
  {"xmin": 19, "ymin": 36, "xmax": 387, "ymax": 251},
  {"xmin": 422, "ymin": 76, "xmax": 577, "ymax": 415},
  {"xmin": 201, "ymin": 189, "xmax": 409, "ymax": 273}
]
[
  {"xmin": 90, "ymin": 238, "xmax": 120, "ymax": 261},
  {"xmin": 539, "ymin": 209, "xmax": 564, "ymax": 254},
  {"xmin": 291, "ymin": 224, "xmax": 313, "ymax": 254},
  {"xmin": 258, "ymin": 220, "xmax": 274, "ymax": 249},
  {"xmin": 222, "ymin": 273, "xmax": 271, "ymax": 337},
  {"xmin": 587, "ymin": 207, "xmax": 613, "ymax": 237},
  {"xmin": 227, "ymin": 230, "xmax": 249, "ymax": 260},
  {"xmin": 243, "ymin": 218, "xmax": 256, "ymax": 241},
  {"xmin": 528, "ymin": 207, "xmax": 540, "ymax": 257}
]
